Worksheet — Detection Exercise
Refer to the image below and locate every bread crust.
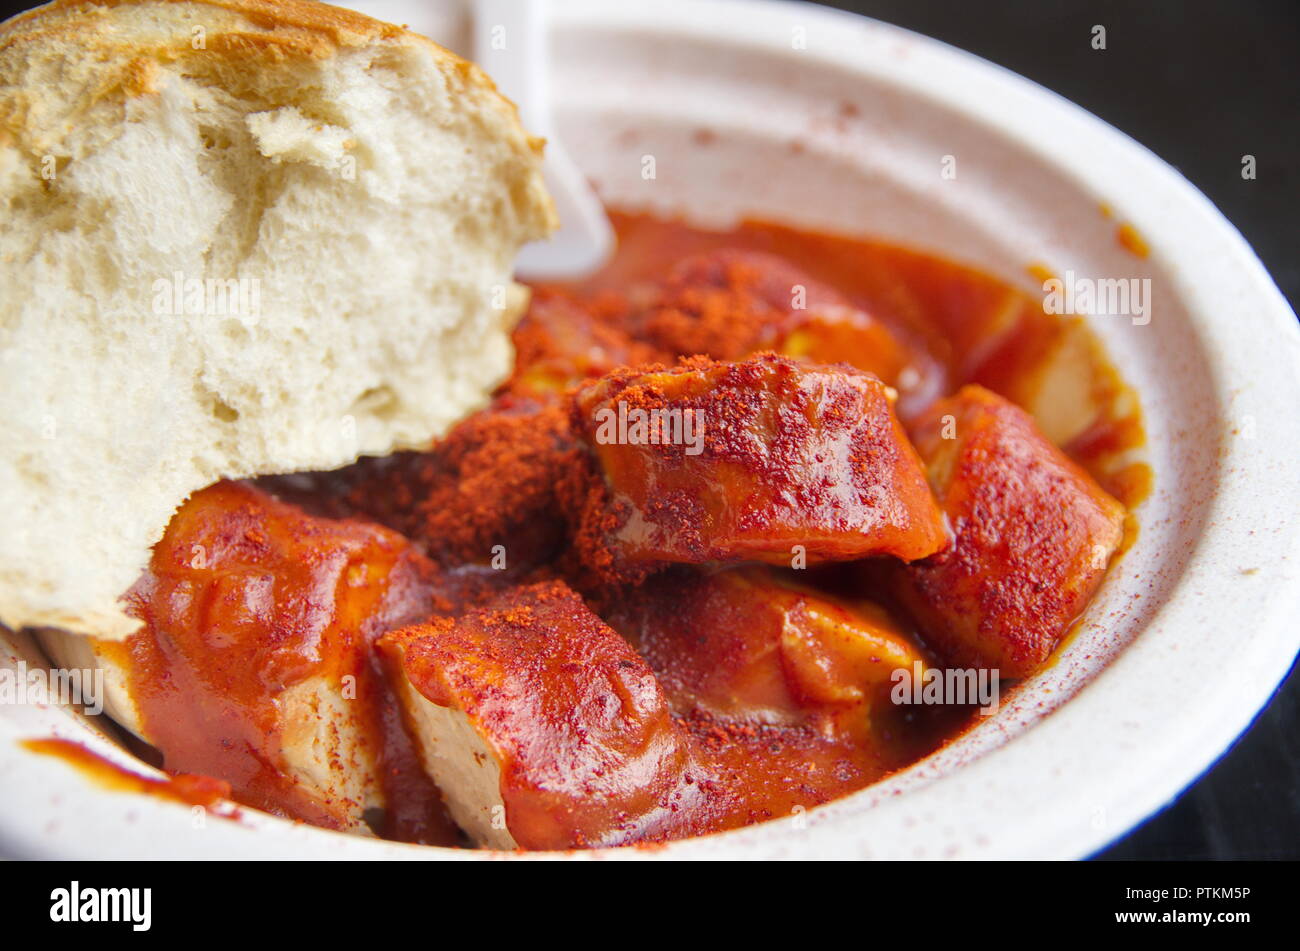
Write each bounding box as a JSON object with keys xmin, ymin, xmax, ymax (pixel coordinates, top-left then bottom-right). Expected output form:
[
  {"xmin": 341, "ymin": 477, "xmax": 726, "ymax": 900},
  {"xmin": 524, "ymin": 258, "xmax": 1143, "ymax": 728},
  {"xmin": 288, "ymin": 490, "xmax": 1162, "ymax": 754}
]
[{"xmin": 0, "ymin": 0, "xmax": 547, "ymax": 160}]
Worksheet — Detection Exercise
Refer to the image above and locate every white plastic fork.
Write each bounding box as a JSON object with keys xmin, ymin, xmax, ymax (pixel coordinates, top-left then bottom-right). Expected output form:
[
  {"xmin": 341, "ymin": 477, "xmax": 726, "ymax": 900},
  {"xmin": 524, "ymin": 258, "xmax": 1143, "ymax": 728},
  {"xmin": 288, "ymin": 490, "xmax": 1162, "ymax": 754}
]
[{"xmin": 473, "ymin": 0, "xmax": 614, "ymax": 278}]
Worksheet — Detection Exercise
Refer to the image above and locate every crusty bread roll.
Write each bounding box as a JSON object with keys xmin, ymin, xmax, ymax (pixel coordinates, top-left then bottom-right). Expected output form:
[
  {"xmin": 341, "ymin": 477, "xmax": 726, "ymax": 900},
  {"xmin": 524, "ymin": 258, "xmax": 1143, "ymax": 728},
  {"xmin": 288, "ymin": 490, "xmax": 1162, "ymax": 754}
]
[{"xmin": 0, "ymin": 0, "xmax": 557, "ymax": 639}]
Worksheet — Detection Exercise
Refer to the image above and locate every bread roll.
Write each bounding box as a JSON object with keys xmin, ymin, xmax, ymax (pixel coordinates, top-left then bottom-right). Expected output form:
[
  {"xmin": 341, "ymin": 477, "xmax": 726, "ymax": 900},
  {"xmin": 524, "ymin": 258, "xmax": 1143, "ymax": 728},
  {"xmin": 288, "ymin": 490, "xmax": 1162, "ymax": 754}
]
[{"xmin": 0, "ymin": 0, "xmax": 557, "ymax": 639}]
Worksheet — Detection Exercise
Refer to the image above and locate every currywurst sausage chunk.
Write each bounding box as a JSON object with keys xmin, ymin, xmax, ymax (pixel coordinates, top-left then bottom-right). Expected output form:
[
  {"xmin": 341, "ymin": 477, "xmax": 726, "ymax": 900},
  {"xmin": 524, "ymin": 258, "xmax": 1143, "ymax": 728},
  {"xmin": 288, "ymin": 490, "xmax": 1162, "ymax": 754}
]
[
  {"xmin": 628, "ymin": 250, "xmax": 915, "ymax": 385},
  {"xmin": 379, "ymin": 581, "xmax": 700, "ymax": 850},
  {"xmin": 567, "ymin": 353, "xmax": 948, "ymax": 582},
  {"xmin": 896, "ymin": 385, "xmax": 1126, "ymax": 678},
  {"xmin": 117, "ymin": 481, "xmax": 446, "ymax": 839},
  {"xmin": 608, "ymin": 567, "xmax": 929, "ymax": 736}
]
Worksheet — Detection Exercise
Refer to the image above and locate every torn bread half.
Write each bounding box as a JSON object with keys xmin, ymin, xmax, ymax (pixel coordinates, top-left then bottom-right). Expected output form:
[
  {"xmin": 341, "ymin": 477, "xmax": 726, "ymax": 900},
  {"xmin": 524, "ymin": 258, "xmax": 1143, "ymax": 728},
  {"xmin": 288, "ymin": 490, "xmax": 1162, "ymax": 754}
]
[{"xmin": 0, "ymin": 0, "xmax": 557, "ymax": 640}]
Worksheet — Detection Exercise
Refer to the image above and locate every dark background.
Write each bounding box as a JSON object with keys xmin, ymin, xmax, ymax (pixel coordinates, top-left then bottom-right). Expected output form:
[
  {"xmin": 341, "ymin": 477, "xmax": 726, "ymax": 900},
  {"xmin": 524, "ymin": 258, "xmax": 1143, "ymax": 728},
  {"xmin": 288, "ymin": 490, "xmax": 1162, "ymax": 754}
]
[
  {"xmin": 817, "ymin": 0, "xmax": 1299, "ymax": 860},
  {"xmin": 0, "ymin": 0, "xmax": 1292, "ymax": 860}
]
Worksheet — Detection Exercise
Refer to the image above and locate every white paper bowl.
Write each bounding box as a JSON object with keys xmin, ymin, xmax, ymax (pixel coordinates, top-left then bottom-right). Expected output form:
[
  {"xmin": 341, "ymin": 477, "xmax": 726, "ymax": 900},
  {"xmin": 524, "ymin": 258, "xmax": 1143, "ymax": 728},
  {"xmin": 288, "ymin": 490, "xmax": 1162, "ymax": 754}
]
[{"xmin": 3, "ymin": 0, "xmax": 1298, "ymax": 860}]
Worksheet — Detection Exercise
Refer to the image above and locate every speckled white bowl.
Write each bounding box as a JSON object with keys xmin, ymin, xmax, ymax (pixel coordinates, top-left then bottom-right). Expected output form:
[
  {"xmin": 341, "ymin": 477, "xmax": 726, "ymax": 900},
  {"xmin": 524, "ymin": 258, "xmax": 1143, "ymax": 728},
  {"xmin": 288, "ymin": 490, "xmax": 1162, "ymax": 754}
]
[{"xmin": 3, "ymin": 0, "xmax": 1298, "ymax": 860}]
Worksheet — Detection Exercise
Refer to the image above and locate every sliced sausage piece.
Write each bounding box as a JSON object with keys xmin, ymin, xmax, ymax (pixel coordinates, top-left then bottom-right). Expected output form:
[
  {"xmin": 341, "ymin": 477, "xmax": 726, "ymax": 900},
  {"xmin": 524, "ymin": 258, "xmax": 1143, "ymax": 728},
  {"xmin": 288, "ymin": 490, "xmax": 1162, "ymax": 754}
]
[
  {"xmin": 101, "ymin": 481, "xmax": 451, "ymax": 841},
  {"xmin": 895, "ymin": 385, "xmax": 1126, "ymax": 678},
  {"xmin": 507, "ymin": 286, "xmax": 667, "ymax": 396},
  {"xmin": 607, "ymin": 566, "xmax": 929, "ymax": 740},
  {"xmin": 566, "ymin": 353, "xmax": 948, "ymax": 583},
  {"xmin": 379, "ymin": 581, "xmax": 701, "ymax": 850},
  {"xmin": 628, "ymin": 251, "xmax": 914, "ymax": 376}
]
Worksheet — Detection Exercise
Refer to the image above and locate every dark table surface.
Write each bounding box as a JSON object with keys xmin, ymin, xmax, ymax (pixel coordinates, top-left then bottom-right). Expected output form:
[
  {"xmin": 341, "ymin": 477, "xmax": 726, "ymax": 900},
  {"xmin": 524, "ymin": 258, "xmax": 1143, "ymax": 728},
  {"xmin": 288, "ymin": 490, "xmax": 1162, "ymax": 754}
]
[{"xmin": 818, "ymin": 0, "xmax": 1299, "ymax": 860}]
